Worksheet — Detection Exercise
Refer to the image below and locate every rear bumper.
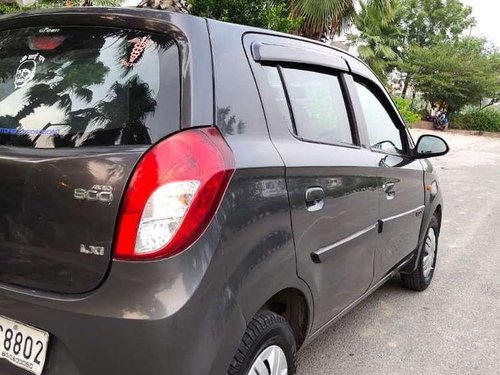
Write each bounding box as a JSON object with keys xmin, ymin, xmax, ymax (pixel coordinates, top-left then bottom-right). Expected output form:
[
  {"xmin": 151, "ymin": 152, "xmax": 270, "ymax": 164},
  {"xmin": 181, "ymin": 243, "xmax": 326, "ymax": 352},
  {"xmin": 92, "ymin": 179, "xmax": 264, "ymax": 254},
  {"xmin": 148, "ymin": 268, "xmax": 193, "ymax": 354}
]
[{"xmin": 0, "ymin": 223, "xmax": 246, "ymax": 375}]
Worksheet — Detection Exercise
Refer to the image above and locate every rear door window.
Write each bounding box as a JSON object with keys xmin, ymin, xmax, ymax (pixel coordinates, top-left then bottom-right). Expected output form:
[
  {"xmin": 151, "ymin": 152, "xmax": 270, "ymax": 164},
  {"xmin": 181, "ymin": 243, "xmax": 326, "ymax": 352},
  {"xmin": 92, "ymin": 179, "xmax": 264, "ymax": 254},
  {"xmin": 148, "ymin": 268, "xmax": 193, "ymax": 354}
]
[
  {"xmin": 0, "ymin": 26, "xmax": 179, "ymax": 148},
  {"xmin": 280, "ymin": 67, "xmax": 353, "ymax": 145}
]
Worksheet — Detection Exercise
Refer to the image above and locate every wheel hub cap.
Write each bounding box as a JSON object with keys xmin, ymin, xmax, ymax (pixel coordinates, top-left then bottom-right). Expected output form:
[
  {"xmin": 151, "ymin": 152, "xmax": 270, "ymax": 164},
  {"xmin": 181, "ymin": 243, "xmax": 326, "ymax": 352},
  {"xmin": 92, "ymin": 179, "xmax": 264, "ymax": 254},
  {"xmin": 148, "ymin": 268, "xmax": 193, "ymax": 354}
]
[
  {"xmin": 248, "ymin": 345, "xmax": 288, "ymax": 375},
  {"xmin": 423, "ymin": 228, "xmax": 437, "ymax": 278}
]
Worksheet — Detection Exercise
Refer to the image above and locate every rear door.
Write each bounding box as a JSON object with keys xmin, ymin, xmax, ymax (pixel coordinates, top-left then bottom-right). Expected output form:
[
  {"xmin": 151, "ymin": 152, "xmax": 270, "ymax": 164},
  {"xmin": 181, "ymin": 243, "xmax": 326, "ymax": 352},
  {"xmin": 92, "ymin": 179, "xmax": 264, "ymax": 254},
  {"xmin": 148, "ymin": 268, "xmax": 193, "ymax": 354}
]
[
  {"xmin": 351, "ymin": 79, "xmax": 425, "ymax": 282},
  {"xmin": 0, "ymin": 25, "xmax": 180, "ymax": 293},
  {"xmin": 245, "ymin": 36, "xmax": 381, "ymax": 330}
]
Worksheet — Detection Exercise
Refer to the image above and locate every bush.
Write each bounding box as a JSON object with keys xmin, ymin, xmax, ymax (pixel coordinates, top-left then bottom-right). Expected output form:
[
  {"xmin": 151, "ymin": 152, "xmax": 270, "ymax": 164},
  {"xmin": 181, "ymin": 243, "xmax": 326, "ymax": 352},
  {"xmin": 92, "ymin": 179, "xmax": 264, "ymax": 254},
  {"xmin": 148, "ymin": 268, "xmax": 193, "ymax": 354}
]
[
  {"xmin": 0, "ymin": 3, "xmax": 20, "ymax": 14},
  {"xmin": 452, "ymin": 108, "xmax": 500, "ymax": 132},
  {"xmin": 394, "ymin": 96, "xmax": 421, "ymax": 125}
]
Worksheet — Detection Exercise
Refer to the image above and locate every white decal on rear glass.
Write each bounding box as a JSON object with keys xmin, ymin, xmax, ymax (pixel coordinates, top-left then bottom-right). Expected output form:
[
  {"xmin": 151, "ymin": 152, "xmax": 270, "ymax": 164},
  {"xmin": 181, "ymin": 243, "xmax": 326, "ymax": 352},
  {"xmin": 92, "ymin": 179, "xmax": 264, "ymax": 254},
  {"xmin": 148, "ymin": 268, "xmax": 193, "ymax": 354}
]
[
  {"xmin": 14, "ymin": 53, "xmax": 45, "ymax": 89},
  {"xmin": 38, "ymin": 27, "xmax": 61, "ymax": 34}
]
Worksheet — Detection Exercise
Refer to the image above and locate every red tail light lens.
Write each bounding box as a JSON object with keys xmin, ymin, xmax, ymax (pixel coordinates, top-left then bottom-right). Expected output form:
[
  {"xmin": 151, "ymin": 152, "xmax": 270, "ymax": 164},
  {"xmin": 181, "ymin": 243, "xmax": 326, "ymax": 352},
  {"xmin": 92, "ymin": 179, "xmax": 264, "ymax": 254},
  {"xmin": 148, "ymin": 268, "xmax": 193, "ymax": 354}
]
[{"xmin": 114, "ymin": 127, "xmax": 234, "ymax": 260}]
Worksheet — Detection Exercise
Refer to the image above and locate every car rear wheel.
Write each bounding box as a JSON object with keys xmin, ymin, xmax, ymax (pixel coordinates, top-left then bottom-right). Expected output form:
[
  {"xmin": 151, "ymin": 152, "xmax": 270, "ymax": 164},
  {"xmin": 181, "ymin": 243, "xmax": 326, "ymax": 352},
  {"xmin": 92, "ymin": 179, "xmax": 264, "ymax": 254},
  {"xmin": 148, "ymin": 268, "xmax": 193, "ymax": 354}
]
[
  {"xmin": 227, "ymin": 310, "xmax": 296, "ymax": 375},
  {"xmin": 401, "ymin": 215, "xmax": 440, "ymax": 291}
]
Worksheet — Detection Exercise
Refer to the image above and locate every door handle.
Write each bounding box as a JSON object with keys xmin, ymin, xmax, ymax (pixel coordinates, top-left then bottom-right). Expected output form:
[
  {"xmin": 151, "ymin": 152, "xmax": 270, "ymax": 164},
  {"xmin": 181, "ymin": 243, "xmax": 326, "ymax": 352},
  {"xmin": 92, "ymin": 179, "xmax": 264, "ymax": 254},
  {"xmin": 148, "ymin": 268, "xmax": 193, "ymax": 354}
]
[
  {"xmin": 305, "ymin": 187, "xmax": 325, "ymax": 211},
  {"xmin": 383, "ymin": 182, "xmax": 396, "ymax": 200}
]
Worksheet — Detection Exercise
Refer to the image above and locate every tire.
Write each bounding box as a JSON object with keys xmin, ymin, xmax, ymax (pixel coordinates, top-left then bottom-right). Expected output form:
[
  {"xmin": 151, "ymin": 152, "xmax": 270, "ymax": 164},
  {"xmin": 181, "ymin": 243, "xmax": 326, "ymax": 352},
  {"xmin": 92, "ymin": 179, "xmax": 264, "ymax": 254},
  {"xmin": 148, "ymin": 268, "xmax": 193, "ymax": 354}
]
[
  {"xmin": 401, "ymin": 215, "xmax": 440, "ymax": 291},
  {"xmin": 227, "ymin": 310, "xmax": 297, "ymax": 375}
]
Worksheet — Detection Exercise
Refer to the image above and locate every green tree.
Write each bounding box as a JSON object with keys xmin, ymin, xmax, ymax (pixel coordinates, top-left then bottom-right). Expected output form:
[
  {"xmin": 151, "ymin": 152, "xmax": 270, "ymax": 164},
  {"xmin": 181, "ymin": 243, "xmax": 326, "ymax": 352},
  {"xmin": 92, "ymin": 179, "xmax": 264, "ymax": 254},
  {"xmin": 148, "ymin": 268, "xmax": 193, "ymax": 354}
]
[
  {"xmin": 0, "ymin": 1, "xmax": 23, "ymax": 14},
  {"xmin": 400, "ymin": 0, "xmax": 475, "ymax": 48},
  {"xmin": 398, "ymin": 0, "xmax": 475, "ymax": 96},
  {"xmin": 0, "ymin": 0, "xmax": 121, "ymax": 14},
  {"xmin": 405, "ymin": 37, "xmax": 500, "ymax": 114},
  {"xmin": 188, "ymin": 0, "xmax": 301, "ymax": 33},
  {"xmin": 348, "ymin": 1, "xmax": 403, "ymax": 80}
]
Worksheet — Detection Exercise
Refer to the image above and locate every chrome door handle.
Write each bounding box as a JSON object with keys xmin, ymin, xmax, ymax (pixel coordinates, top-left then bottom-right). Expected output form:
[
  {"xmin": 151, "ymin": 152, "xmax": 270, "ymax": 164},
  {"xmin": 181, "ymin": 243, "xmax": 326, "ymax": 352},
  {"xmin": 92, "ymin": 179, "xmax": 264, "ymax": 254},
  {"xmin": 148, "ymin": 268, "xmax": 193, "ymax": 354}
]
[
  {"xmin": 383, "ymin": 182, "xmax": 396, "ymax": 200},
  {"xmin": 305, "ymin": 187, "xmax": 325, "ymax": 212}
]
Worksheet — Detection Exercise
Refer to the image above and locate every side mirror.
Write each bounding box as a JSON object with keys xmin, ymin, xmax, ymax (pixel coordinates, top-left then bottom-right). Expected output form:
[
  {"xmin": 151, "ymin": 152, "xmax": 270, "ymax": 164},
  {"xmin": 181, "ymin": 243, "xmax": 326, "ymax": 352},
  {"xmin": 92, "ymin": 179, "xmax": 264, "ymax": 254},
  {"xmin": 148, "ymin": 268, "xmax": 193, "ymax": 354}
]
[{"xmin": 414, "ymin": 135, "xmax": 449, "ymax": 159}]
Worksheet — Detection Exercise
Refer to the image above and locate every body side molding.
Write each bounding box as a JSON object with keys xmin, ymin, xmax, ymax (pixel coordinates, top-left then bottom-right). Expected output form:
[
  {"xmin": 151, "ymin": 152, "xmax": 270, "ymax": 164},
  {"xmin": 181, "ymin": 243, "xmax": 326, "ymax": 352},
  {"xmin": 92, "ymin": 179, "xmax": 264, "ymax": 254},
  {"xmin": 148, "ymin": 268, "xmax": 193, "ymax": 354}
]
[
  {"xmin": 381, "ymin": 205, "xmax": 425, "ymax": 223},
  {"xmin": 311, "ymin": 223, "xmax": 378, "ymax": 263}
]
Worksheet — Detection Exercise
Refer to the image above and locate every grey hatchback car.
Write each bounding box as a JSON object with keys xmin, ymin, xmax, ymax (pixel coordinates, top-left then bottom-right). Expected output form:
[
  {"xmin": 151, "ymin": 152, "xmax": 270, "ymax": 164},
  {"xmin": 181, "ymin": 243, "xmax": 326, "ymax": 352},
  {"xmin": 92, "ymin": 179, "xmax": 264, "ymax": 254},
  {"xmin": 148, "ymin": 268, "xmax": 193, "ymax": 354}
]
[{"xmin": 0, "ymin": 7, "xmax": 449, "ymax": 375}]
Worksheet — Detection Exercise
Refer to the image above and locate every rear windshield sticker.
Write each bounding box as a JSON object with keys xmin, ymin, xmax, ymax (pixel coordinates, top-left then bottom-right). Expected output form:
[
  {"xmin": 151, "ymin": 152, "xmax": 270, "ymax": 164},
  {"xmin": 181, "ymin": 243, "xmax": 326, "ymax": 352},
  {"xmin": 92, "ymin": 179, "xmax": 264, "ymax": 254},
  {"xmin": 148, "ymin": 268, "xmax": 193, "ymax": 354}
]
[
  {"xmin": 14, "ymin": 53, "xmax": 45, "ymax": 89},
  {"xmin": 122, "ymin": 36, "xmax": 153, "ymax": 67},
  {"xmin": 38, "ymin": 27, "xmax": 61, "ymax": 34}
]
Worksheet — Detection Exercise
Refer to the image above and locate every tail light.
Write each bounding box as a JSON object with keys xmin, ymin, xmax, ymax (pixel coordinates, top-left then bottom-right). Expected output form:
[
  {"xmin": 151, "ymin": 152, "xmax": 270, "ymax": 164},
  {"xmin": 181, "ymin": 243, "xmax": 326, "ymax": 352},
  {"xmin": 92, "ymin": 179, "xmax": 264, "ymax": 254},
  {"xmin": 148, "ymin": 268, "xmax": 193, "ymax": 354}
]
[{"xmin": 114, "ymin": 127, "xmax": 234, "ymax": 260}]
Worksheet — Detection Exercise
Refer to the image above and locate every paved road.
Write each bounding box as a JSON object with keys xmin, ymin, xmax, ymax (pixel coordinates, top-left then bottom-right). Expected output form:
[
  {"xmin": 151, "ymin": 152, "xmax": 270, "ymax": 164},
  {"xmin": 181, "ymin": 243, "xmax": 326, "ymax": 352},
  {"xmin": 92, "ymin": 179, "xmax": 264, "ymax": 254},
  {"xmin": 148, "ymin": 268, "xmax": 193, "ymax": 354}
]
[{"xmin": 297, "ymin": 129, "xmax": 500, "ymax": 375}]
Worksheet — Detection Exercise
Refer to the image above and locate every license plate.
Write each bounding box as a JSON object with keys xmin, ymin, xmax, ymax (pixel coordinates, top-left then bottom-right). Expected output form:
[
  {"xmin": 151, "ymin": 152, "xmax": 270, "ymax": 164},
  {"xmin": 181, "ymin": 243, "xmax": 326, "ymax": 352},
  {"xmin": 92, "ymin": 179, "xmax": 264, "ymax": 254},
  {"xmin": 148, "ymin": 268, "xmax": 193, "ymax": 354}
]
[{"xmin": 0, "ymin": 315, "xmax": 49, "ymax": 375}]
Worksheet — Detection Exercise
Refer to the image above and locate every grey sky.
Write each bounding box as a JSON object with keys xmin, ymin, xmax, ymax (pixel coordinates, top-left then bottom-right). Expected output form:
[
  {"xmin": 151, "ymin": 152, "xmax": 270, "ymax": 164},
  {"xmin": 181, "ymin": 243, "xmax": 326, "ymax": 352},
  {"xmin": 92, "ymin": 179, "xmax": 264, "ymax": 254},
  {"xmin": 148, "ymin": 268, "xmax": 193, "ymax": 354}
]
[{"xmin": 461, "ymin": 0, "xmax": 500, "ymax": 47}]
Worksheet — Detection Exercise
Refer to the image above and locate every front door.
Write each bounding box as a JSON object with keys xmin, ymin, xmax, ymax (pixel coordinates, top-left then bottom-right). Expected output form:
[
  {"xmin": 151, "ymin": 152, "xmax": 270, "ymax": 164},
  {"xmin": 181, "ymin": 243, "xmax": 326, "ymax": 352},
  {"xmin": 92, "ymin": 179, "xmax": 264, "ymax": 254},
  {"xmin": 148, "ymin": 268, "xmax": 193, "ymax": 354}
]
[{"xmin": 352, "ymin": 80, "xmax": 425, "ymax": 282}]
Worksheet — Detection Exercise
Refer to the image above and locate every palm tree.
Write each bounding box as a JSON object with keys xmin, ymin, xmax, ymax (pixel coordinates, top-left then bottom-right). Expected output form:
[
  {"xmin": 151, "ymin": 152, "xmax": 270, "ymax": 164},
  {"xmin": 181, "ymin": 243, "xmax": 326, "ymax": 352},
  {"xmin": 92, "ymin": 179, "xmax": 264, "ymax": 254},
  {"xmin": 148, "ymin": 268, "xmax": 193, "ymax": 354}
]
[
  {"xmin": 347, "ymin": 0, "xmax": 402, "ymax": 80},
  {"xmin": 49, "ymin": 75, "xmax": 157, "ymax": 147},
  {"xmin": 0, "ymin": 30, "xmax": 110, "ymax": 147},
  {"xmin": 9, "ymin": 32, "xmax": 110, "ymax": 123},
  {"xmin": 79, "ymin": 76, "xmax": 157, "ymax": 146},
  {"xmin": 288, "ymin": 0, "xmax": 396, "ymax": 40}
]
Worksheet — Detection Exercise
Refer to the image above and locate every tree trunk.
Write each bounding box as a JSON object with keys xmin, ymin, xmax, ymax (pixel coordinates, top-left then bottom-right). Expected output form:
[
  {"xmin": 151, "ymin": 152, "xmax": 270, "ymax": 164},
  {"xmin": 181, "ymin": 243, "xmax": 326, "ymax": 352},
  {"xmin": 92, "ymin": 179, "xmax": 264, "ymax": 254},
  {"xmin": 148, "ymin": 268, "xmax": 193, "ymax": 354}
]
[
  {"xmin": 401, "ymin": 75, "xmax": 411, "ymax": 99},
  {"xmin": 410, "ymin": 91, "xmax": 416, "ymax": 109},
  {"xmin": 480, "ymin": 98, "xmax": 499, "ymax": 110}
]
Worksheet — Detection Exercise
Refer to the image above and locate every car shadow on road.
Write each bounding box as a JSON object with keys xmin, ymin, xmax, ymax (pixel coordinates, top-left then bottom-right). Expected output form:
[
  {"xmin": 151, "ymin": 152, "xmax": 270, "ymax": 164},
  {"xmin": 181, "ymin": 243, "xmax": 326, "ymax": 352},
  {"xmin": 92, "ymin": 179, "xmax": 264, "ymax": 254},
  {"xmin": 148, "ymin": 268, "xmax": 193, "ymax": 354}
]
[{"xmin": 296, "ymin": 275, "xmax": 411, "ymax": 373}]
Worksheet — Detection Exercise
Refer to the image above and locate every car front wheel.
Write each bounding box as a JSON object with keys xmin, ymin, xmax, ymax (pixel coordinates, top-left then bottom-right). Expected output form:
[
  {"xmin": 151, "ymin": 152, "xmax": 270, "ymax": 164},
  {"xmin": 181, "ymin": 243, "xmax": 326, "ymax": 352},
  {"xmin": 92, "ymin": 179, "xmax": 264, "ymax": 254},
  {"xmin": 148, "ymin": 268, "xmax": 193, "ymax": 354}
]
[{"xmin": 401, "ymin": 215, "xmax": 440, "ymax": 291}]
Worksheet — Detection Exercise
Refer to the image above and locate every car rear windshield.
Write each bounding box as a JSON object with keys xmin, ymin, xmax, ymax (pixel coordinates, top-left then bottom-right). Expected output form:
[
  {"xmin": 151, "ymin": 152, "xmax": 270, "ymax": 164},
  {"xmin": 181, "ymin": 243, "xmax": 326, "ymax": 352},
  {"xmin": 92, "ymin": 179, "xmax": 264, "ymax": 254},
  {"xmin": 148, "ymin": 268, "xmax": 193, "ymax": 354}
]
[{"xmin": 0, "ymin": 26, "xmax": 179, "ymax": 148}]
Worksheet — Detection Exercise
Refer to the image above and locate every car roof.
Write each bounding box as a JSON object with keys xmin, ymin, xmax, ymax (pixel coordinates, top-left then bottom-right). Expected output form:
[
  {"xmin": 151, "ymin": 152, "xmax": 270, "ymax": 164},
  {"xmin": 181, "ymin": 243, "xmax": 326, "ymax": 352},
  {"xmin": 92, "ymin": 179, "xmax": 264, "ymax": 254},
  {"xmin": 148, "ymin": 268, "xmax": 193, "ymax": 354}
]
[
  {"xmin": 0, "ymin": 6, "xmax": 358, "ymax": 60},
  {"xmin": 0, "ymin": 7, "xmax": 380, "ymax": 86}
]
